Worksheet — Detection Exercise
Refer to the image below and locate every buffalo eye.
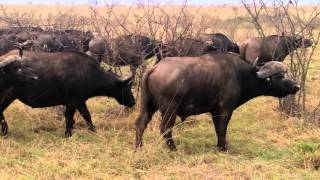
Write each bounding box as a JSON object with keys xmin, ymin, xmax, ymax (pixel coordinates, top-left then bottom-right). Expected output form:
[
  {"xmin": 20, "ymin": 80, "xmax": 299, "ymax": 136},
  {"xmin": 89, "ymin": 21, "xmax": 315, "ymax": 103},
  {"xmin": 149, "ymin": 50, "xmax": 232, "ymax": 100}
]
[
  {"xmin": 266, "ymin": 77, "xmax": 271, "ymax": 82},
  {"xmin": 278, "ymin": 74, "xmax": 285, "ymax": 79}
]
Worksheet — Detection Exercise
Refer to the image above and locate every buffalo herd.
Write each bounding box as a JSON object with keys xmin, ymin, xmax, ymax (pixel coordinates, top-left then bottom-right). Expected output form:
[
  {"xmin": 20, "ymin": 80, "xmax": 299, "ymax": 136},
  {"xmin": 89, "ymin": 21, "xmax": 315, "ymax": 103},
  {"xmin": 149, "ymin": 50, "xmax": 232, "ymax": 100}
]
[{"xmin": 0, "ymin": 26, "xmax": 313, "ymax": 152}]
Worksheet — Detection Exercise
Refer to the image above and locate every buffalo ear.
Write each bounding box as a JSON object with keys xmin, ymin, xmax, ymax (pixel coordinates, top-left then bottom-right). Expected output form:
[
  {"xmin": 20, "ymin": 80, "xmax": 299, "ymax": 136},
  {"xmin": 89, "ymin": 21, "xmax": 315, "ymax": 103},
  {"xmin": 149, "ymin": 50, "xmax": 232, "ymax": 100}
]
[
  {"xmin": 122, "ymin": 74, "xmax": 134, "ymax": 86},
  {"xmin": 122, "ymin": 78, "xmax": 133, "ymax": 87}
]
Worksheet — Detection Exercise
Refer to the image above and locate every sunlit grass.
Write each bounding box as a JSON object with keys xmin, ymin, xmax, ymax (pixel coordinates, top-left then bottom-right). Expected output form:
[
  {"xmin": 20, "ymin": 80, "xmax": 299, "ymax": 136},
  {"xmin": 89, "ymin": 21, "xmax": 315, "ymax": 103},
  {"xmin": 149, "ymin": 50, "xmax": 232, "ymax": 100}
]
[{"xmin": 0, "ymin": 3, "xmax": 319, "ymax": 179}]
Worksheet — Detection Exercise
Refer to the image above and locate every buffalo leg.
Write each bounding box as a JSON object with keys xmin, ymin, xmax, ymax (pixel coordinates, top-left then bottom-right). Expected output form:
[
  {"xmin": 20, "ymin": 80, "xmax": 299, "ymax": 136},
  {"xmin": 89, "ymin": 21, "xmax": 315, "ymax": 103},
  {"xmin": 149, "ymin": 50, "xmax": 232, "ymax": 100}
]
[
  {"xmin": 210, "ymin": 111, "xmax": 232, "ymax": 151},
  {"xmin": 160, "ymin": 108, "xmax": 177, "ymax": 151},
  {"xmin": 0, "ymin": 88, "xmax": 17, "ymax": 136},
  {"xmin": 77, "ymin": 102, "xmax": 96, "ymax": 132},
  {"xmin": 64, "ymin": 105, "xmax": 77, "ymax": 137},
  {"xmin": 135, "ymin": 106, "xmax": 156, "ymax": 148}
]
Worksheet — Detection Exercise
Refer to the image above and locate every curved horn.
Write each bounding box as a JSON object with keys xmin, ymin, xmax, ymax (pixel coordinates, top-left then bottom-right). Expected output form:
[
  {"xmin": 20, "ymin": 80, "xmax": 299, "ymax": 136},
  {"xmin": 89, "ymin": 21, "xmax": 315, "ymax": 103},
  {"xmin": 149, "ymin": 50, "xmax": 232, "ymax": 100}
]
[
  {"xmin": 21, "ymin": 39, "xmax": 35, "ymax": 47},
  {"xmin": 256, "ymin": 61, "xmax": 288, "ymax": 78},
  {"xmin": 12, "ymin": 44, "xmax": 23, "ymax": 57},
  {"xmin": 252, "ymin": 57, "xmax": 260, "ymax": 68},
  {"xmin": 0, "ymin": 55, "xmax": 21, "ymax": 68}
]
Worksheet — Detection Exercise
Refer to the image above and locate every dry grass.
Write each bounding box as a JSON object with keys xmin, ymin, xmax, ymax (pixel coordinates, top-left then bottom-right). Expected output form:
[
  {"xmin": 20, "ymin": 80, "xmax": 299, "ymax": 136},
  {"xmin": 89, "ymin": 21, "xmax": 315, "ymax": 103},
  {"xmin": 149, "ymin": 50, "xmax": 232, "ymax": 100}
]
[{"xmin": 0, "ymin": 3, "xmax": 319, "ymax": 179}]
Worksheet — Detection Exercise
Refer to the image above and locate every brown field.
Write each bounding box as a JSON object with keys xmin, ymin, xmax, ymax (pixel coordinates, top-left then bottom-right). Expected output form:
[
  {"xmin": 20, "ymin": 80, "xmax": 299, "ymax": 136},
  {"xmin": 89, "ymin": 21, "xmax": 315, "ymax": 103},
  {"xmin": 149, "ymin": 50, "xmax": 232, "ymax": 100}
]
[{"xmin": 0, "ymin": 3, "xmax": 319, "ymax": 179}]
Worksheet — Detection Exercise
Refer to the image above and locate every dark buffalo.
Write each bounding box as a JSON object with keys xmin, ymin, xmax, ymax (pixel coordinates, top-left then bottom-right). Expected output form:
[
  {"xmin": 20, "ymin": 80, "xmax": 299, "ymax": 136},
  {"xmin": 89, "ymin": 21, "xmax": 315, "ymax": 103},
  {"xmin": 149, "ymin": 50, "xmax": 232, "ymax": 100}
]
[
  {"xmin": 15, "ymin": 31, "xmax": 40, "ymax": 43},
  {"xmin": 0, "ymin": 36, "xmax": 17, "ymax": 56},
  {"xmin": 160, "ymin": 38, "xmax": 216, "ymax": 58},
  {"xmin": 22, "ymin": 33, "xmax": 63, "ymax": 52},
  {"xmin": 86, "ymin": 38, "xmax": 108, "ymax": 63},
  {"xmin": 0, "ymin": 50, "xmax": 135, "ymax": 137},
  {"xmin": 159, "ymin": 33, "xmax": 239, "ymax": 60},
  {"xmin": 200, "ymin": 33, "xmax": 240, "ymax": 53},
  {"xmin": 135, "ymin": 53, "xmax": 299, "ymax": 151},
  {"xmin": 0, "ymin": 27, "xmax": 43, "ymax": 55},
  {"xmin": 88, "ymin": 35, "xmax": 161, "ymax": 78},
  {"xmin": 240, "ymin": 34, "xmax": 313, "ymax": 64},
  {"xmin": 21, "ymin": 29, "xmax": 94, "ymax": 52},
  {"xmin": 50, "ymin": 29, "xmax": 94, "ymax": 52},
  {"xmin": 0, "ymin": 26, "xmax": 43, "ymax": 36}
]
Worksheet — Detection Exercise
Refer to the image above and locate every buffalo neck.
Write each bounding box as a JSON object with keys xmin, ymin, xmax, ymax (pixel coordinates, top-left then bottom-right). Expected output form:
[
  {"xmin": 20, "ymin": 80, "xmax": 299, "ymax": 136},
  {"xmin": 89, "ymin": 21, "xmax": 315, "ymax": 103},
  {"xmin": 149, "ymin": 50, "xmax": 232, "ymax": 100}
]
[
  {"xmin": 237, "ymin": 69, "xmax": 269, "ymax": 107},
  {"xmin": 0, "ymin": 75, "xmax": 9, "ymax": 92},
  {"xmin": 94, "ymin": 72, "xmax": 122, "ymax": 97}
]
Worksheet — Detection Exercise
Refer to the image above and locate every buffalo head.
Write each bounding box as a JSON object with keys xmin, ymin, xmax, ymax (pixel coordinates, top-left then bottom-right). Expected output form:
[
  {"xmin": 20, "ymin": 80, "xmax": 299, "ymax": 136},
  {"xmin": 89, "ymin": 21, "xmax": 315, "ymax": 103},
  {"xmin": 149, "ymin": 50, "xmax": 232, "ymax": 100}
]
[
  {"xmin": 256, "ymin": 61, "xmax": 299, "ymax": 98},
  {"xmin": 114, "ymin": 73, "xmax": 135, "ymax": 107},
  {"xmin": 289, "ymin": 35, "xmax": 313, "ymax": 49},
  {"xmin": 0, "ymin": 53, "xmax": 38, "ymax": 85}
]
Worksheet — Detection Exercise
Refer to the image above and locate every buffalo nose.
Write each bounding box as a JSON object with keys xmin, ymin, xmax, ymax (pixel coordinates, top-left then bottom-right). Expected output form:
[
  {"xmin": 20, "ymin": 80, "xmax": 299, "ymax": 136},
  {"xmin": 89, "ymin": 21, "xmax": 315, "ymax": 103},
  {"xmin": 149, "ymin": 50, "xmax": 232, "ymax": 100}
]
[{"xmin": 293, "ymin": 84, "xmax": 300, "ymax": 92}]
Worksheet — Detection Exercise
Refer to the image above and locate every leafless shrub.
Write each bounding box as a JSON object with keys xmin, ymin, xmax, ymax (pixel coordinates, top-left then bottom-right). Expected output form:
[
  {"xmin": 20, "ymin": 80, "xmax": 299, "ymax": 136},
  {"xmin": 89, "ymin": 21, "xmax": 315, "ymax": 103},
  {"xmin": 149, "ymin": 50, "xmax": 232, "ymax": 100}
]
[
  {"xmin": 0, "ymin": 0, "xmax": 318, "ymax": 125},
  {"xmin": 240, "ymin": 0, "xmax": 320, "ymax": 124}
]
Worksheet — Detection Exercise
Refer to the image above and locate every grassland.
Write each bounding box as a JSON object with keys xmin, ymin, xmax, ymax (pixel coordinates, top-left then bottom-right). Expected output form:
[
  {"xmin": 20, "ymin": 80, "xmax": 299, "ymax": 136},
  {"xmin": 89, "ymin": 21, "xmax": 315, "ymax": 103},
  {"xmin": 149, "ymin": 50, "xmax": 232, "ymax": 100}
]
[{"xmin": 0, "ymin": 3, "xmax": 320, "ymax": 179}]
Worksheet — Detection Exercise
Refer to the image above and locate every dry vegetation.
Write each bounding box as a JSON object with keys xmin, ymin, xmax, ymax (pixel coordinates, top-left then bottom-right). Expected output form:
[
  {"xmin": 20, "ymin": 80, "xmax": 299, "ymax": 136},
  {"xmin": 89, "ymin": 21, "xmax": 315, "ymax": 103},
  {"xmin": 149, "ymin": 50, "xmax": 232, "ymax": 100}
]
[{"xmin": 0, "ymin": 1, "xmax": 319, "ymax": 179}]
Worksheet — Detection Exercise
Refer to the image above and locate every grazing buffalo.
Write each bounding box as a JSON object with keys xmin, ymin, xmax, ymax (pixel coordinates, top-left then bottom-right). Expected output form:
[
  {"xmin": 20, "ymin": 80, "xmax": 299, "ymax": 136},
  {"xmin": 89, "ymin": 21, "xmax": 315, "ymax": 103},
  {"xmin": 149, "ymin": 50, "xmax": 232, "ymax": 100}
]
[
  {"xmin": 240, "ymin": 34, "xmax": 313, "ymax": 64},
  {"xmin": 135, "ymin": 53, "xmax": 299, "ymax": 151},
  {"xmin": 88, "ymin": 35, "xmax": 161, "ymax": 78},
  {"xmin": 200, "ymin": 33, "xmax": 240, "ymax": 53},
  {"xmin": 0, "ymin": 50, "xmax": 135, "ymax": 137}
]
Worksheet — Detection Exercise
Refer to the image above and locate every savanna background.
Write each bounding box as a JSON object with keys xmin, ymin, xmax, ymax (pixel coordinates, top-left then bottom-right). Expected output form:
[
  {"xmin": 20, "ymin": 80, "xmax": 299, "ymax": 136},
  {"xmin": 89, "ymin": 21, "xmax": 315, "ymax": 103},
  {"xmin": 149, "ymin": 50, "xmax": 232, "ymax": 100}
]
[{"xmin": 0, "ymin": 0, "xmax": 319, "ymax": 179}]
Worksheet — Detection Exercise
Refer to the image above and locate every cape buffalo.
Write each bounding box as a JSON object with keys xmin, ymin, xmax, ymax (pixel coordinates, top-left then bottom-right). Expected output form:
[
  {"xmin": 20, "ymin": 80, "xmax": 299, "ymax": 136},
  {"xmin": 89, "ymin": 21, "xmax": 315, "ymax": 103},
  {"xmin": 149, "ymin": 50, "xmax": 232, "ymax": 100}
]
[
  {"xmin": 21, "ymin": 29, "xmax": 94, "ymax": 53},
  {"xmin": 0, "ymin": 50, "xmax": 135, "ymax": 137},
  {"xmin": 0, "ymin": 26, "xmax": 43, "ymax": 37},
  {"xmin": 22, "ymin": 34, "xmax": 64, "ymax": 52},
  {"xmin": 156, "ymin": 35, "xmax": 235, "ymax": 62},
  {"xmin": 86, "ymin": 38, "xmax": 108, "ymax": 63},
  {"xmin": 135, "ymin": 53, "xmax": 299, "ymax": 151},
  {"xmin": 240, "ymin": 34, "xmax": 313, "ymax": 64},
  {"xmin": 88, "ymin": 35, "xmax": 161, "ymax": 78},
  {"xmin": 159, "ymin": 38, "xmax": 216, "ymax": 59},
  {"xmin": 51, "ymin": 29, "xmax": 93, "ymax": 52},
  {"xmin": 200, "ymin": 33, "xmax": 240, "ymax": 53}
]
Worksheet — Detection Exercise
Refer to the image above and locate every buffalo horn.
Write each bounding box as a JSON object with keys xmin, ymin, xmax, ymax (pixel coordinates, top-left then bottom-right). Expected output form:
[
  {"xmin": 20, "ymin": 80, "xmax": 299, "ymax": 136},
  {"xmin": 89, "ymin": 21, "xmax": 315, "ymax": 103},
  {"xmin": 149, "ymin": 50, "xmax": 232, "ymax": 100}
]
[
  {"xmin": 0, "ymin": 55, "xmax": 21, "ymax": 68},
  {"xmin": 256, "ymin": 61, "xmax": 288, "ymax": 78}
]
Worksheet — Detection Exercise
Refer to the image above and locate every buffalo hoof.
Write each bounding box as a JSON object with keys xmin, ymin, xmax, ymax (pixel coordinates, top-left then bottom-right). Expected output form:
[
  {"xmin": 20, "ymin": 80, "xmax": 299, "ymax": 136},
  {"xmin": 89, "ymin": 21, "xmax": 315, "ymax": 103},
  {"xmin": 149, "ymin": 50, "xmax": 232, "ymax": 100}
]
[
  {"xmin": 65, "ymin": 129, "xmax": 73, "ymax": 137},
  {"xmin": 169, "ymin": 147, "xmax": 177, "ymax": 152},
  {"xmin": 135, "ymin": 141, "xmax": 143, "ymax": 149},
  {"xmin": 167, "ymin": 141, "xmax": 177, "ymax": 151},
  {"xmin": 1, "ymin": 120, "xmax": 8, "ymax": 137},
  {"xmin": 217, "ymin": 145, "xmax": 228, "ymax": 152},
  {"xmin": 88, "ymin": 125, "xmax": 96, "ymax": 132}
]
